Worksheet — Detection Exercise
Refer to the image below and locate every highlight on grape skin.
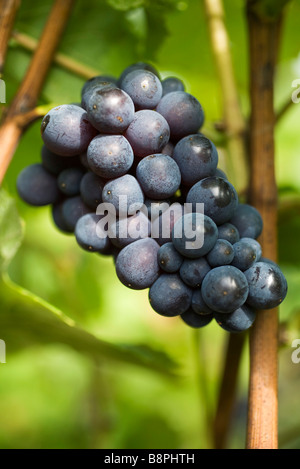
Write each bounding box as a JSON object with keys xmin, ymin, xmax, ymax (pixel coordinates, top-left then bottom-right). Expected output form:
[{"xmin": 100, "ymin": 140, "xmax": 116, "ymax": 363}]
[{"xmin": 17, "ymin": 62, "xmax": 287, "ymax": 334}]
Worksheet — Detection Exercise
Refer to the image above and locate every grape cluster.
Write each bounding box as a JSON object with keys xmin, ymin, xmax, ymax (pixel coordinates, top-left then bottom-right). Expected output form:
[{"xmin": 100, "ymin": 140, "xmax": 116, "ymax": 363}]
[{"xmin": 17, "ymin": 62, "xmax": 288, "ymax": 333}]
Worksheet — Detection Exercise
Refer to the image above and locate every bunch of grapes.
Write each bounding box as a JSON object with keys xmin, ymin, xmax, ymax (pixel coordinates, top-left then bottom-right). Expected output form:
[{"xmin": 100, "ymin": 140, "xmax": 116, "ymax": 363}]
[{"xmin": 17, "ymin": 62, "xmax": 288, "ymax": 333}]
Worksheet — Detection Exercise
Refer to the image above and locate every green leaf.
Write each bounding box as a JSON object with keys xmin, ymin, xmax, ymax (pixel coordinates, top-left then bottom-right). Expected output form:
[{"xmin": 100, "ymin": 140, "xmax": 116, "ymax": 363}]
[
  {"xmin": 0, "ymin": 274, "xmax": 178, "ymax": 376},
  {"xmin": 0, "ymin": 189, "xmax": 24, "ymax": 272}
]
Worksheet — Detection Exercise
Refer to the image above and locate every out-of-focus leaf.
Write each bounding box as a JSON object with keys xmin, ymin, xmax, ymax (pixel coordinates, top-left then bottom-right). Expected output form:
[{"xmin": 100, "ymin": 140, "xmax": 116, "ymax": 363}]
[
  {"xmin": 0, "ymin": 190, "xmax": 24, "ymax": 272},
  {"xmin": 0, "ymin": 274, "xmax": 178, "ymax": 376}
]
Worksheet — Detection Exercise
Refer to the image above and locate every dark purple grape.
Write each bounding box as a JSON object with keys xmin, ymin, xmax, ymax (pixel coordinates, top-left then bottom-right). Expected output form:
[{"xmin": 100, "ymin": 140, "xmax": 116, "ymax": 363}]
[
  {"xmin": 81, "ymin": 80, "xmax": 118, "ymax": 111},
  {"xmin": 119, "ymin": 62, "xmax": 160, "ymax": 85},
  {"xmin": 161, "ymin": 141, "xmax": 175, "ymax": 156},
  {"xmin": 201, "ymin": 266, "xmax": 249, "ymax": 314},
  {"xmin": 41, "ymin": 146, "xmax": 81, "ymax": 175},
  {"xmin": 151, "ymin": 202, "xmax": 184, "ymax": 245},
  {"xmin": 87, "ymin": 135, "xmax": 134, "ymax": 179},
  {"xmin": 192, "ymin": 290, "xmax": 213, "ymax": 316},
  {"xmin": 244, "ymin": 262, "xmax": 288, "ymax": 310},
  {"xmin": 206, "ymin": 239, "xmax": 234, "ymax": 267},
  {"xmin": 120, "ymin": 70, "xmax": 162, "ymax": 110},
  {"xmin": 102, "ymin": 175, "xmax": 144, "ymax": 215},
  {"xmin": 80, "ymin": 152, "xmax": 90, "ymax": 169},
  {"xmin": 231, "ymin": 239, "xmax": 258, "ymax": 271},
  {"xmin": 57, "ymin": 167, "xmax": 85, "ymax": 196},
  {"xmin": 218, "ymin": 223, "xmax": 240, "ymax": 244},
  {"xmin": 41, "ymin": 105, "xmax": 97, "ymax": 157},
  {"xmin": 181, "ymin": 309, "xmax": 213, "ymax": 328},
  {"xmin": 145, "ymin": 198, "xmax": 171, "ymax": 221},
  {"xmin": 187, "ymin": 177, "xmax": 239, "ymax": 225},
  {"xmin": 17, "ymin": 164, "xmax": 60, "ymax": 206},
  {"xmin": 173, "ymin": 134, "xmax": 218, "ymax": 187},
  {"xmin": 75, "ymin": 213, "xmax": 111, "ymax": 253},
  {"xmin": 136, "ymin": 154, "xmax": 181, "ymax": 200},
  {"xmin": 80, "ymin": 172, "xmax": 105, "ymax": 210},
  {"xmin": 149, "ymin": 274, "xmax": 193, "ymax": 317},
  {"xmin": 156, "ymin": 91, "xmax": 204, "ymax": 141},
  {"xmin": 242, "ymin": 238, "xmax": 262, "ymax": 261},
  {"xmin": 61, "ymin": 196, "xmax": 91, "ymax": 231},
  {"xmin": 180, "ymin": 257, "xmax": 211, "ymax": 288},
  {"xmin": 108, "ymin": 212, "xmax": 150, "ymax": 248},
  {"xmin": 214, "ymin": 168, "xmax": 228, "ymax": 180},
  {"xmin": 214, "ymin": 305, "xmax": 256, "ymax": 333},
  {"xmin": 157, "ymin": 243, "xmax": 184, "ymax": 273},
  {"xmin": 116, "ymin": 238, "xmax": 160, "ymax": 290},
  {"xmin": 52, "ymin": 201, "xmax": 73, "ymax": 234},
  {"xmin": 162, "ymin": 77, "xmax": 185, "ymax": 96},
  {"xmin": 230, "ymin": 204, "xmax": 263, "ymax": 239},
  {"xmin": 124, "ymin": 110, "xmax": 170, "ymax": 158},
  {"xmin": 81, "ymin": 75, "xmax": 118, "ymax": 98},
  {"xmin": 86, "ymin": 87, "xmax": 135, "ymax": 134},
  {"xmin": 172, "ymin": 213, "xmax": 218, "ymax": 259}
]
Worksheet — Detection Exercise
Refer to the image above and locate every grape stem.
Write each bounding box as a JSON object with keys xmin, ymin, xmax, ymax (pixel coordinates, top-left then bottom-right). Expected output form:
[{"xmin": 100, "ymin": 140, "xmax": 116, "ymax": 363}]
[
  {"xmin": 246, "ymin": 2, "xmax": 284, "ymax": 450},
  {"xmin": 0, "ymin": 0, "xmax": 21, "ymax": 78},
  {"xmin": 203, "ymin": 0, "xmax": 249, "ymax": 193},
  {"xmin": 11, "ymin": 30, "xmax": 101, "ymax": 80},
  {"xmin": 0, "ymin": 0, "xmax": 75, "ymax": 183}
]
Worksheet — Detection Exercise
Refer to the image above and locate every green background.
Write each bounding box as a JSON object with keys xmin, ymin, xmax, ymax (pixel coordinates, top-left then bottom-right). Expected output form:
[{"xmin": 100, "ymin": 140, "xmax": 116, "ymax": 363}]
[{"xmin": 0, "ymin": 0, "xmax": 300, "ymax": 449}]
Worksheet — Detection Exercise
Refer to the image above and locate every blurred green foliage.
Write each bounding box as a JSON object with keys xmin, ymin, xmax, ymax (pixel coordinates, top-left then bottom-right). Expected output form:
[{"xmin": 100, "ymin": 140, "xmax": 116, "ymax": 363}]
[{"xmin": 0, "ymin": 0, "xmax": 300, "ymax": 450}]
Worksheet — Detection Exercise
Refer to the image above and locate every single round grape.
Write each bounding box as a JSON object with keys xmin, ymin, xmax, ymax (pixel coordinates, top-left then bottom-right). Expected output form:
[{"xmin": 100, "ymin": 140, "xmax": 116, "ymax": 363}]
[
  {"xmin": 214, "ymin": 168, "xmax": 228, "ymax": 180},
  {"xmin": 156, "ymin": 91, "xmax": 204, "ymax": 141},
  {"xmin": 206, "ymin": 239, "xmax": 234, "ymax": 267},
  {"xmin": 172, "ymin": 213, "xmax": 218, "ymax": 259},
  {"xmin": 180, "ymin": 257, "xmax": 211, "ymax": 288},
  {"xmin": 214, "ymin": 305, "xmax": 256, "ymax": 333},
  {"xmin": 201, "ymin": 266, "xmax": 249, "ymax": 314},
  {"xmin": 75, "ymin": 213, "xmax": 111, "ymax": 253},
  {"xmin": 61, "ymin": 196, "xmax": 91, "ymax": 232},
  {"xmin": 157, "ymin": 243, "xmax": 184, "ymax": 273},
  {"xmin": 241, "ymin": 238, "xmax": 262, "ymax": 261},
  {"xmin": 57, "ymin": 167, "xmax": 85, "ymax": 196},
  {"xmin": 41, "ymin": 105, "xmax": 97, "ymax": 156},
  {"xmin": 81, "ymin": 81, "xmax": 118, "ymax": 111},
  {"xmin": 230, "ymin": 204, "xmax": 263, "ymax": 239},
  {"xmin": 162, "ymin": 77, "xmax": 185, "ymax": 96},
  {"xmin": 260, "ymin": 257, "xmax": 278, "ymax": 268},
  {"xmin": 145, "ymin": 198, "xmax": 171, "ymax": 221},
  {"xmin": 231, "ymin": 239, "xmax": 258, "ymax": 271},
  {"xmin": 244, "ymin": 262, "xmax": 288, "ymax": 310},
  {"xmin": 149, "ymin": 274, "xmax": 193, "ymax": 317},
  {"xmin": 102, "ymin": 175, "xmax": 144, "ymax": 215},
  {"xmin": 124, "ymin": 110, "xmax": 170, "ymax": 158},
  {"xmin": 81, "ymin": 75, "xmax": 118, "ymax": 98},
  {"xmin": 41, "ymin": 146, "xmax": 80, "ymax": 175},
  {"xmin": 87, "ymin": 135, "xmax": 134, "ymax": 179},
  {"xmin": 192, "ymin": 290, "xmax": 214, "ymax": 316},
  {"xmin": 161, "ymin": 141, "xmax": 175, "ymax": 157},
  {"xmin": 80, "ymin": 172, "xmax": 104, "ymax": 210},
  {"xmin": 151, "ymin": 203, "xmax": 184, "ymax": 245},
  {"xmin": 120, "ymin": 70, "xmax": 163, "ymax": 110},
  {"xmin": 136, "ymin": 154, "xmax": 181, "ymax": 200},
  {"xmin": 52, "ymin": 201, "xmax": 73, "ymax": 234},
  {"xmin": 173, "ymin": 135, "xmax": 218, "ymax": 187},
  {"xmin": 119, "ymin": 62, "xmax": 160, "ymax": 85},
  {"xmin": 187, "ymin": 177, "xmax": 239, "ymax": 225},
  {"xmin": 116, "ymin": 238, "xmax": 160, "ymax": 290},
  {"xmin": 108, "ymin": 212, "xmax": 150, "ymax": 248},
  {"xmin": 181, "ymin": 309, "xmax": 213, "ymax": 328},
  {"xmin": 218, "ymin": 223, "xmax": 240, "ymax": 244},
  {"xmin": 17, "ymin": 164, "xmax": 60, "ymax": 206},
  {"xmin": 86, "ymin": 87, "xmax": 135, "ymax": 134},
  {"xmin": 80, "ymin": 152, "xmax": 90, "ymax": 169}
]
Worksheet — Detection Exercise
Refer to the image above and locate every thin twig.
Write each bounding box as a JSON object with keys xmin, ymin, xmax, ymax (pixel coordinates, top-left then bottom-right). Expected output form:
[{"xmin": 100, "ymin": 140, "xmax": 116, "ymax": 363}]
[
  {"xmin": 213, "ymin": 333, "xmax": 246, "ymax": 449},
  {"xmin": 11, "ymin": 30, "xmax": 100, "ymax": 80},
  {"xmin": 276, "ymin": 97, "xmax": 294, "ymax": 124},
  {"xmin": 0, "ymin": 0, "xmax": 75, "ymax": 183},
  {"xmin": 0, "ymin": 0, "xmax": 21, "ymax": 77},
  {"xmin": 246, "ymin": 3, "xmax": 283, "ymax": 450},
  {"xmin": 204, "ymin": 0, "xmax": 249, "ymax": 193}
]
